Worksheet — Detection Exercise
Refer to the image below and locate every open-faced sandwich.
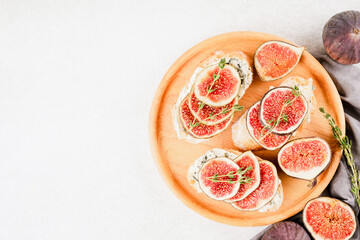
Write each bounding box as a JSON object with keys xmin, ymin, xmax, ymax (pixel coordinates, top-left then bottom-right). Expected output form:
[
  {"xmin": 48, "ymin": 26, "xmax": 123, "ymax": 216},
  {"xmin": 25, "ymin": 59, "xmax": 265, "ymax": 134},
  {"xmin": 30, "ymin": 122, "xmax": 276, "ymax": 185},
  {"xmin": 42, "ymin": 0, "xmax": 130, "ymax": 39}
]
[
  {"xmin": 173, "ymin": 51, "xmax": 253, "ymax": 143},
  {"xmin": 232, "ymin": 76, "xmax": 316, "ymax": 151},
  {"xmin": 187, "ymin": 148, "xmax": 283, "ymax": 212}
]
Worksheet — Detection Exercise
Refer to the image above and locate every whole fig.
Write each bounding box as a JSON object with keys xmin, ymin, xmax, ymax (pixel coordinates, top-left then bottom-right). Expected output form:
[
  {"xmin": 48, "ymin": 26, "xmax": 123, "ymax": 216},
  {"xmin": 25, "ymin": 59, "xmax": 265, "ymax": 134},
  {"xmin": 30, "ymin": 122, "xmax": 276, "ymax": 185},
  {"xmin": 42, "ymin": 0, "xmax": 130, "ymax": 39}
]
[
  {"xmin": 261, "ymin": 221, "xmax": 310, "ymax": 240},
  {"xmin": 323, "ymin": 10, "xmax": 360, "ymax": 64}
]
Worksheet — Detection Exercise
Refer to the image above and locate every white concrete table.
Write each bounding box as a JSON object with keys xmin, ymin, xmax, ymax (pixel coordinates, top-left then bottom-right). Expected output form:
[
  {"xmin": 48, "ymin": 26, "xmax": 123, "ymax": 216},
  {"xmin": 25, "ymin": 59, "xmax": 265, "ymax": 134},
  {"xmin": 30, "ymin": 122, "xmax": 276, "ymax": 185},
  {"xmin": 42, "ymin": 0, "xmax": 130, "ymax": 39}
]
[{"xmin": 0, "ymin": 1, "xmax": 358, "ymax": 239}]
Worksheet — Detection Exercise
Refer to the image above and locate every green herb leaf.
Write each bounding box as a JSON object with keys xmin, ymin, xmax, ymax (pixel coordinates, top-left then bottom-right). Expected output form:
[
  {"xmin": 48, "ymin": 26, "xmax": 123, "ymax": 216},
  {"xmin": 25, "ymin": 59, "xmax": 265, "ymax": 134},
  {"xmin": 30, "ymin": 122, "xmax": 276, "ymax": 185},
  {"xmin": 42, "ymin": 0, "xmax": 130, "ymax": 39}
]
[
  {"xmin": 218, "ymin": 58, "xmax": 226, "ymax": 69},
  {"xmin": 190, "ymin": 121, "xmax": 201, "ymax": 128},
  {"xmin": 213, "ymin": 173, "xmax": 218, "ymax": 180},
  {"xmin": 198, "ymin": 102, "xmax": 205, "ymax": 110},
  {"xmin": 267, "ymin": 119, "xmax": 274, "ymax": 124},
  {"xmin": 206, "ymin": 166, "xmax": 253, "ymax": 185},
  {"xmin": 281, "ymin": 114, "xmax": 289, "ymax": 122},
  {"xmin": 207, "ymin": 112, "xmax": 215, "ymax": 119},
  {"xmin": 319, "ymin": 107, "xmax": 360, "ymax": 208},
  {"xmin": 221, "ymin": 108, "xmax": 230, "ymax": 114},
  {"xmin": 213, "ymin": 73, "xmax": 220, "ymax": 81},
  {"xmin": 206, "ymin": 85, "xmax": 217, "ymax": 93},
  {"xmin": 233, "ymin": 104, "xmax": 243, "ymax": 112}
]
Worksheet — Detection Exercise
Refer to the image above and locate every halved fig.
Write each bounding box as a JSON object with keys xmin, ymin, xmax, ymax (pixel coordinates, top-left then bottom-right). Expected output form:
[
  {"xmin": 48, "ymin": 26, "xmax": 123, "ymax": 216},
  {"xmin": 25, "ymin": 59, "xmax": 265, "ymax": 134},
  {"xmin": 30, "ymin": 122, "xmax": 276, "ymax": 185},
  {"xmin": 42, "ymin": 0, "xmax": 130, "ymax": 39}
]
[
  {"xmin": 254, "ymin": 40, "xmax": 305, "ymax": 81},
  {"xmin": 278, "ymin": 137, "xmax": 331, "ymax": 180},
  {"xmin": 246, "ymin": 102, "xmax": 291, "ymax": 150},
  {"xmin": 303, "ymin": 197, "xmax": 356, "ymax": 240},
  {"xmin": 224, "ymin": 151, "xmax": 260, "ymax": 203},
  {"xmin": 231, "ymin": 160, "xmax": 279, "ymax": 211},
  {"xmin": 188, "ymin": 90, "xmax": 237, "ymax": 125},
  {"xmin": 179, "ymin": 96, "xmax": 232, "ymax": 139},
  {"xmin": 259, "ymin": 86, "xmax": 308, "ymax": 134},
  {"xmin": 193, "ymin": 64, "xmax": 241, "ymax": 106},
  {"xmin": 198, "ymin": 157, "xmax": 240, "ymax": 200},
  {"xmin": 262, "ymin": 221, "xmax": 311, "ymax": 240}
]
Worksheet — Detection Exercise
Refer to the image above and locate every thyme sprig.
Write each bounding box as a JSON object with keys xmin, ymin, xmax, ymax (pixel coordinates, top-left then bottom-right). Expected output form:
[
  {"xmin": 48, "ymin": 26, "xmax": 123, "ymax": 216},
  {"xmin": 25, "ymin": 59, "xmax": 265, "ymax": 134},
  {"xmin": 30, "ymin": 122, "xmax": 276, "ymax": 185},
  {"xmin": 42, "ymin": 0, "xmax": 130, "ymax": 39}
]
[
  {"xmin": 198, "ymin": 102, "xmax": 205, "ymax": 110},
  {"xmin": 206, "ymin": 58, "xmax": 226, "ymax": 94},
  {"xmin": 190, "ymin": 104, "xmax": 243, "ymax": 128},
  {"xmin": 190, "ymin": 58, "xmax": 227, "ymax": 128},
  {"xmin": 189, "ymin": 58, "xmax": 240, "ymax": 129},
  {"xmin": 207, "ymin": 104, "xmax": 243, "ymax": 120},
  {"xmin": 233, "ymin": 104, "xmax": 244, "ymax": 112},
  {"xmin": 319, "ymin": 107, "xmax": 360, "ymax": 207},
  {"xmin": 189, "ymin": 121, "xmax": 201, "ymax": 128},
  {"xmin": 259, "ymin": 85, "xmax": 300, "ymax": 140},
  {"xmin": 205, "ymin": 166, "xmax": 253, "ymax": 184}
]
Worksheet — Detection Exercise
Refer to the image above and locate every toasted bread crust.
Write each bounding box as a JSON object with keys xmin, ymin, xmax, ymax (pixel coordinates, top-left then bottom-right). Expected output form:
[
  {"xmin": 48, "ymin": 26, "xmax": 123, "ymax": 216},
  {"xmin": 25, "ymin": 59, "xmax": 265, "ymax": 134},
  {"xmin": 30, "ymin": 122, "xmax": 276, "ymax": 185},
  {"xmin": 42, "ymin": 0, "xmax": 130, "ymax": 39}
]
[
  {"xmin": 232, "ymin": 112, "xmax": 262, "ymax": 151},
  {"xmin": 198, "ymin": 51, "xmax": 252, "ymax": 69}
]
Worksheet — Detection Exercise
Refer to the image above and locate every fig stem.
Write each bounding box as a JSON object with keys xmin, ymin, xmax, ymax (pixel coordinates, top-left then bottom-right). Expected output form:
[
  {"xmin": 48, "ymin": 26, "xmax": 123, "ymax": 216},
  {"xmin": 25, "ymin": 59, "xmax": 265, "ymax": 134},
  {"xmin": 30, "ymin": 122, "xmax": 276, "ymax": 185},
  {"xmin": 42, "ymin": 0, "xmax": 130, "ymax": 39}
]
[{"xmin": 319, "ymin": 107, "xmax": 360, "ymax": 208}]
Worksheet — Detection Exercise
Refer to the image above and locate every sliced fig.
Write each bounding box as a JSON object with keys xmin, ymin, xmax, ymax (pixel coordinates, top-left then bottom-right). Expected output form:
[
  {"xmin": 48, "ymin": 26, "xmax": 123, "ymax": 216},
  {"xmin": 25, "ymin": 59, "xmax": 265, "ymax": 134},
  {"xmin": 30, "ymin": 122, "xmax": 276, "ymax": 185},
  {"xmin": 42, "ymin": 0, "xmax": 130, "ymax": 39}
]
[
  {"xmin": 259, "ymin": 86, "xmax": 308, "ymax": 134},
  {"xmin": 258, "ymin": 182, "xmax": 283, "ymax": 212},
  {"xmin": 278, "ymin": 137, "xmax": 331, "ymax": 180},
  {"xmin": 261, "ymin": 221, "xmax": 311, "ymax": 240},
  {"xmin": 188, "ymin": 90, "xmax": 237, "ymax": 125},
  {"xmin": 231, "ymin": 160, "xmax": 279, "ymax": 211},
  {"xmin": 246, "ymin": 102, "xmax": 291, "ymax": 150},
  {"xmin": 195, "ymin": 51, "xmax": 253, "ymax": 100},
  {"xmin": 179, "ymin": 96, "xmax": 232, "ymax": 139},
  {"xmin": 198, "ymin": 157, "xmax": 240, "ymax": 200},
  {"xmin": 280, "ymin": 77, "xmax": 317, "ymax": 125},
  {"xmin": 193, "ymin": 64, "xmax": 241, "ymax": 106},
  {"xmin": 254, "ymin": 41, "xmax": 305, "ymax": 81},
  {"xmin": 303, "ymin": 197, "xmax": 356, "ymax": 240},
  {"xmin": 224, "ymin": 151, "xmax": 260, "ymax": 202}
]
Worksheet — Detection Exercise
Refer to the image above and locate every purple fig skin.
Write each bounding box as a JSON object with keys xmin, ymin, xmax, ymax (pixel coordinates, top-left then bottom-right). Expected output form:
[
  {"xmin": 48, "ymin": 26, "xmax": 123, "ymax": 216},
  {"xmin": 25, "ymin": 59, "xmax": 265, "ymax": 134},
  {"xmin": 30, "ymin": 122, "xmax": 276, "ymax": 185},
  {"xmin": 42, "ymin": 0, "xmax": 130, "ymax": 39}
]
[
  {"xmin": 323, "ymin": 10, "xmax": 360, "ymax": 65},
  {"xmin": 261, "ymin": 221, "xmax": 311, "ymax": 240}
]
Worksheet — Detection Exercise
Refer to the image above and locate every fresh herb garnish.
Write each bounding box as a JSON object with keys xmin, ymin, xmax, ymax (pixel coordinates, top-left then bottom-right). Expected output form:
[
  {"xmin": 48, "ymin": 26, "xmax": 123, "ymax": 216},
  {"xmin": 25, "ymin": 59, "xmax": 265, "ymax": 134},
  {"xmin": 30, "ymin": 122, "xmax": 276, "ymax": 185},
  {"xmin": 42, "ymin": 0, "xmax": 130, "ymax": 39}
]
[
  {"xmin": 233, "ymin": 104, "xmax": 244, "ymax": 112},
  {"xmin": 189, "ymin": 120, "xmax": 201, "ymax": 128},
  {"xmin": 206, "ymin": 85, "xmax": 217, "ymax": 94},
  {"xmin": 319, "ymin": 107, "xmax": 360, "ymax": 207},
  {"xmin": 205, "ymin": 166, "xmax": 253, "ymax": 184},
  {"xmin": 198, "ymin": 102, "xmax": 205, "ymax": 110},
  {"xmin": 259, "ymin": 85, "xmax": 300, "ymax": 140},
  {"xmin": 206, "ymin": 58, "xmax": 226, "ymax": 94},
  {"xmin": 190, "ymin": 58, "xmax": 243, "ymax": 128},
  {"xmin": 205, "ymin": 104, "xmax": 243, "ymax": 121}
]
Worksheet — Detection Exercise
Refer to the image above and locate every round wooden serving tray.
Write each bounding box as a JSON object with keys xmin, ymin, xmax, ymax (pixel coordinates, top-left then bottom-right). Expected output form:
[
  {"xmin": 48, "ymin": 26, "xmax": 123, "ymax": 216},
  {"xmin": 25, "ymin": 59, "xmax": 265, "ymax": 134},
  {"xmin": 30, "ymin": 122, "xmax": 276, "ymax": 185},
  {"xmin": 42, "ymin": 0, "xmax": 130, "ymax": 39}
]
[{"xmin": 149, "ymin": 32, "xmax": 345, "ymax": 226}]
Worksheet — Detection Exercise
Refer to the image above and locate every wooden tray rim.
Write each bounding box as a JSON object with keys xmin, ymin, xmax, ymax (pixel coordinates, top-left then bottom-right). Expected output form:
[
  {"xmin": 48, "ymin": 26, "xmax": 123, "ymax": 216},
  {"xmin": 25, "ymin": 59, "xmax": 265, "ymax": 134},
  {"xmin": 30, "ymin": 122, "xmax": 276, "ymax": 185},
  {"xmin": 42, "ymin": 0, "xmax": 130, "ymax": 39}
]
[{"xmin": 149, "ymin": 31, "xmax": 345, "ymax": 226}]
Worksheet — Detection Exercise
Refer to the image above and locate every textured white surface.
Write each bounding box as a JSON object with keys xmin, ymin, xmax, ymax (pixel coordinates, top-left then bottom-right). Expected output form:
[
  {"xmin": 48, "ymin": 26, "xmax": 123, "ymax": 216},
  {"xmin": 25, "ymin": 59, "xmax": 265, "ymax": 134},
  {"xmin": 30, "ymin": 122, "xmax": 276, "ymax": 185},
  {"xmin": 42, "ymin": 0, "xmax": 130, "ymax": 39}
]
[{"xmin": 0, "ymin": 1, "xmax": 358, "ymax": 240}]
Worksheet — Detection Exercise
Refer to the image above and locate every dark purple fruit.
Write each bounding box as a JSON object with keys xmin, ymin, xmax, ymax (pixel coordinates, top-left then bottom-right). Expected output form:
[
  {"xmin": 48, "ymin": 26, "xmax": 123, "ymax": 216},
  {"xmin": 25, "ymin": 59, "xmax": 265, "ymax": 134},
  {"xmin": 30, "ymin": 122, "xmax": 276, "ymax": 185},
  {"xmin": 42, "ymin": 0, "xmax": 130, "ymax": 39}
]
[
  {"xmin": 261, "ymin": 221, "xmax": 310, "ymax": 240},
  {"xmin": 323, "ymin": 10, "xmax": 360, "ymax": 65}
]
